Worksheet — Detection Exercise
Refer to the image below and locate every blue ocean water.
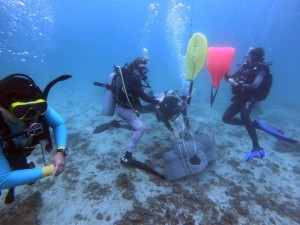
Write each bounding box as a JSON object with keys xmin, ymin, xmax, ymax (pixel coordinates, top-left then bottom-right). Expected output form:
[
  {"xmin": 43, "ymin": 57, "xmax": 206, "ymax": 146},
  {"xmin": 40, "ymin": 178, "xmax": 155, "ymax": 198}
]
[
  {"xmin": 1, "ymin": 0, "xmax": 300, "ymax": 103},
  {"xmin": 0, "ymin": 0, "xmax": 300, "ymax": 93},
  {"xmin": 1, "ymin": 0, "xmax": 300, "ymax": 224}
]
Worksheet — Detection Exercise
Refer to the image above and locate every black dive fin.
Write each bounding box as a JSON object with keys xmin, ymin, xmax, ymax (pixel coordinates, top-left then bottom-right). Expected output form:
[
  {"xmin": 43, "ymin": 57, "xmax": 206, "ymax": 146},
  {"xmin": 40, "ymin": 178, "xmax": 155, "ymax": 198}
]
[
  {"xmin": 4, "ymin": 188, "xmax": 15, "ymax": 204},
  {"xmin": 254, "ymin": 120, "xmax": 298, "ymax": 144},
  {"xmin": 93, "ymin": 122, "xmax": 113, "ymax": 134},
  {"xmin": 43, "ymin": 74, "xmax": 72, "ymax": 100},
  {"xmin": 125, "ymin": 159, "xmax": 166, "ymax": 180},
  {"xmin": 93, "ymin": 120, "xmax": 121, "ymax": 134}
]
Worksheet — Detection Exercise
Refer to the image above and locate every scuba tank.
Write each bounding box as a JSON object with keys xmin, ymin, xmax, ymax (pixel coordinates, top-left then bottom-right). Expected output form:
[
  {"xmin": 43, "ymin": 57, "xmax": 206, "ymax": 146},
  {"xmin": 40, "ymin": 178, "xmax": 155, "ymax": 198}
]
[{"xmin": 101, "ymin": 73, "xmax": 116, "ymax": 116}]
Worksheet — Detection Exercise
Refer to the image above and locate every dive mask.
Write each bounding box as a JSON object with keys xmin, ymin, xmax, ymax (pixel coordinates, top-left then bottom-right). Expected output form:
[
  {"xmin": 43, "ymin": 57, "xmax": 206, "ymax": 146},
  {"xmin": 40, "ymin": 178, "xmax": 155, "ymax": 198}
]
[
  {"xmin": 9, "ymin": 99, "xmax": 48, "ymax": 119},
  {"xmin": 137, "ymin": 63, "xmax": 149, "ymax": 76},
  {"xmin": 134, "ymin": 57, "xmax": 149, "ymax": 76}
]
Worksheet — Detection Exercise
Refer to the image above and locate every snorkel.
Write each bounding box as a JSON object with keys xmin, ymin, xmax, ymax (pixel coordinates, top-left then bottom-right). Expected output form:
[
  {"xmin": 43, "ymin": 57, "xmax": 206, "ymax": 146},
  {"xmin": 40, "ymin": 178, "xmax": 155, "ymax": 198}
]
[{"xmin": 43, "ymin": 74, "xmax": 72, "ymax": 99}]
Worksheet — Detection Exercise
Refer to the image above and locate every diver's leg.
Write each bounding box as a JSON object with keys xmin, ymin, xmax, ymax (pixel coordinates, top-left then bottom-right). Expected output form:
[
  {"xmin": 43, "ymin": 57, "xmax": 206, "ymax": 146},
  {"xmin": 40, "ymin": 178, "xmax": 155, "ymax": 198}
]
[
  {"xmin": 240, "ymin": 101, "xmax": 260, "ymax": 149},
  {"xmin": 222, "ymin": 101, "xmax": 244, "ymax": 125},
  {"xmin": 116, "ymin": 105, "xmax": 145, "ymax": 154},
  {"xmin": 126, "ymin": 115, "xmax": 145, "ymax": 153},
  {"xmin": 241, "ymin": 101, "xmax": 267, "ymax": 161}
]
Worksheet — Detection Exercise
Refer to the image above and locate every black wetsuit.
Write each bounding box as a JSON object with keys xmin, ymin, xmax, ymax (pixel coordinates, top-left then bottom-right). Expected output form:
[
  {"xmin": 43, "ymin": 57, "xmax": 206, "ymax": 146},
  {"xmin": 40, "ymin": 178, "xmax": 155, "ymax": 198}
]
[
  {"xmin": 113, "ymin": 68, "xmax": 157, "ymax": 110},
  {"xmin": 156, "ymin": 95, "xmax": 190, "ymax": 132},
  {"xmin": 222, "ymin": 63, "xmax": 269, "ymax": 149}
]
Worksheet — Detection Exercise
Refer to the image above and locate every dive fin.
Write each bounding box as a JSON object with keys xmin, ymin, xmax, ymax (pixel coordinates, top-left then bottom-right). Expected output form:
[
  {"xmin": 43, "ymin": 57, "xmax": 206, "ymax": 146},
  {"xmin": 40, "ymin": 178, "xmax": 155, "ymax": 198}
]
[
  {"xmin": 43, "ymin": 74, "xmax": 72, "ymax": 100},
  {"xmin": 4, "ymin": 188, "xmax": 15, "ymax": 204},
  {"xmin": 254, "ymin": 120, "xmax": 298, "ymax": 144},
  {"xmin": 122, "ymin": 159, "xmax": 166, "ymax": 180},
  {"xmin": 93, "ymin": 120, "xmax": 121, "ymax": 134}
]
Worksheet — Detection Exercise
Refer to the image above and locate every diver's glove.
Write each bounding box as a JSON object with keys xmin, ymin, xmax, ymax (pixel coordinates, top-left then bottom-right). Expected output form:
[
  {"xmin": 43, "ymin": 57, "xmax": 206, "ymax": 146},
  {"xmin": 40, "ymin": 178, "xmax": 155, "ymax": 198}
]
[
  {"xmin": 224, "ymin": 72, "xmax": 230, "ymax": 81},
  {"xmin": 244, "ymin": 148, "xmax": 266, "ymax": 162}
]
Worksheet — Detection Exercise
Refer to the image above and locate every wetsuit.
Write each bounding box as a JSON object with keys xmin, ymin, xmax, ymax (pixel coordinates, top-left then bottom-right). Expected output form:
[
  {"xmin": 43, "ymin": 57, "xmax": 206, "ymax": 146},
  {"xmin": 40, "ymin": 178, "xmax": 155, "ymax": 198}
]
[
  {"xmin": 113, "ymin": 71, "xmax": 158, "ymax": 154},
  {"xmin": 0, "ymin": 106, "xmax": 67, "ymax": 190},
  {"xmin": 222, "ymin": 64, "xmax": 269, "ymax": 149},
  {"xmin": 156, "ymin": 95, "xmax": 190, "ymax": 132}
]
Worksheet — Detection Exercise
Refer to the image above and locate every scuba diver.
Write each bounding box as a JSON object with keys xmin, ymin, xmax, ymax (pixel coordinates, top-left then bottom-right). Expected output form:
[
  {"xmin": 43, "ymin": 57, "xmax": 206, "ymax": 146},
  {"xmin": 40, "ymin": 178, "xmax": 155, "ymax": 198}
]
[
  {"xmin": 95, "ymin": 57, "xmax": 166, "ymax": 179},
  {"xmin": 94, "ymin": 57, "xmax": 166, "ymax": 179},
  {"xmin": 222, "ymin": 47, "xmax": 273, "ymax": 162},
  {"xmin": 154, "ymin": 90, "xmax": 191, "ymax": 140},
  {"xmin": 111, "ymin": 57, "xmax": 160, "ymax": 165},
  {"xmin": 0, "ymin": 73, "xmax": 70, "ymax": 203}
]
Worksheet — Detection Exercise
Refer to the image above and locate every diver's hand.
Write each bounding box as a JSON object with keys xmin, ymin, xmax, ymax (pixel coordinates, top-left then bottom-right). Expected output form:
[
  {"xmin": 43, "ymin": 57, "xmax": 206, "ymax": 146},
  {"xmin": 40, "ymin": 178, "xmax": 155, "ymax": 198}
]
[
  {"xmin": 48, "ymin": 153, "xmax": 66, "ymax": 176},
  {"xmin": 228, "ymin": 78, "xmax": 238, "ymax": 86},
  {"xmin": 224, "ymin": 72, "xmax": 230, "ymax": 81}
]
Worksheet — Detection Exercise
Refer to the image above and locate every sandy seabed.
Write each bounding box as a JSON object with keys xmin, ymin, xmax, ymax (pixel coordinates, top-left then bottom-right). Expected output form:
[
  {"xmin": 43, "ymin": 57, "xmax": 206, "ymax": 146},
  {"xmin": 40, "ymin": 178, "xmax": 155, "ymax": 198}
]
[{"xmin": 1, "ymin": 93, "xmax": 300, "ymax": 225}]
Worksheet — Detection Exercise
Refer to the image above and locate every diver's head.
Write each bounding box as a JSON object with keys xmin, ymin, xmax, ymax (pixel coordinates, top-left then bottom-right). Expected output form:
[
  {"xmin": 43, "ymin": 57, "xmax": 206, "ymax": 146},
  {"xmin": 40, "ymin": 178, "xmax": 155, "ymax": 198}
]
[
  {"xmin": 132, "ymin": 57, "xmax": 149, "ymax": 80},
  {"xmin": 0, "ymin": 74, "xmax": 47, "ymax": 120},
  {"xmin": 245, "ymin": 47, "xmax": 265, "ymax": 64}
]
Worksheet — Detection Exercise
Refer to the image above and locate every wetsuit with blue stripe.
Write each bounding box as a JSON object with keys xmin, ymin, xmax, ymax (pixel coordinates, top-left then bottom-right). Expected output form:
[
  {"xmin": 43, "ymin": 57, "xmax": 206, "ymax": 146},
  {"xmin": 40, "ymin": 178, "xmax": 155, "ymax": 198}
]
[{"xmin": 0, "ymin": 106, "xmax": 67, "ymax": 191}]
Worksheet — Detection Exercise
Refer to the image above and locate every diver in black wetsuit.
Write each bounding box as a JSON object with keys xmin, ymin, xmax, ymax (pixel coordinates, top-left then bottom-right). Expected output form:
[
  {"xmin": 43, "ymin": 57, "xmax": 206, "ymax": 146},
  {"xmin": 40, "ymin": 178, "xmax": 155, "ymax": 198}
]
[
  {"xmin": 111, "ymin": 57, "xmax": 160, "ymax": 164},
  {"xmin": 155, "ymin": 91, "xmax": 190, "ymax": 139},
  {"xmin": 93, "ymin": 58, "xmax": 166, "ymax": 179},
  {"xmin": 222, "ymin": 47, "xmax": 272, "ymax": 162}
]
